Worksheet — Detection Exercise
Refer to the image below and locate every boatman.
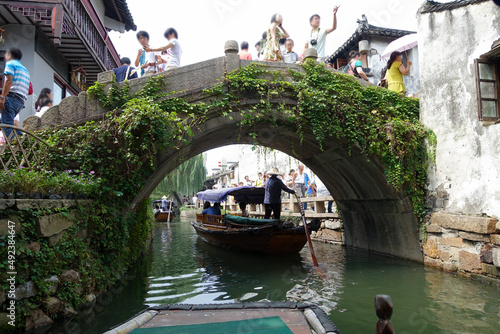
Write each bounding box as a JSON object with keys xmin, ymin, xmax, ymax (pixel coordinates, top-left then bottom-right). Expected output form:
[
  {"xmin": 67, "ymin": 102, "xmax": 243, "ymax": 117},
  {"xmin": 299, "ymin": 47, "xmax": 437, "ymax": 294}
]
[{"xmin": 264, "ymin": 168, "xmax": 296, "ymax": 220}]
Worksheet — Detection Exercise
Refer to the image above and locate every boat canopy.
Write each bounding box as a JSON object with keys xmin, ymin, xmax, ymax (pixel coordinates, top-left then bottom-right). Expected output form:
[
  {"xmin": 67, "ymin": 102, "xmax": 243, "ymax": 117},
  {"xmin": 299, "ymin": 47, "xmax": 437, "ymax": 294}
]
[{"xmin": 197, "ymin": 186, "xmax": 265, "ymax": 204}]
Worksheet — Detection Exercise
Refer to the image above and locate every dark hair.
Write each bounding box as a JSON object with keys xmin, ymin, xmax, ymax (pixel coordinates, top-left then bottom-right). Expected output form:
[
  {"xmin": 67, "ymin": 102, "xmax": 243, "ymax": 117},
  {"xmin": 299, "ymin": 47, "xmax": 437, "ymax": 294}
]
[
  {"xmin": 349, "ymin": 51, "xmax": 361, "ymax": 60},
  {"xmin": 6, "ymin": 47, "xmax": 22, "ymax": 60},
  {"xmin": 279, "ymin": 38, "xmax": 286, "ymax": 45},
  {"xmin": 120, "ymin": 57, "xmax": 131, "ymax": 65},
  {"xmin": 239, "ymin": 202, "xmax": 247, "ymax": 210},
  {"xmin": 241, "ymin": 41, "xmax": 249, "ymax": 50},
  {"xmin": 203, "ymin": 201, "xmax": 211, "ymax": 209},
  {"xmin": 286, "ymin": 38, "xmax": 294, "ymax": 44},
  {"xmin": 164, "ymin": 27, "xmax": 178, "ymax": 39},
  {"xmin": 387, "ymin": 51, "xmax": 402, "ymax": 71},
  {"xmin": 39, "ymin": 98, "xmax": 53, "ymax": 109},
  {"xmin": 310, "ymin": 14, "xmax": 320, "ymax": 23},
  {"xmin": 214, "ymin": 202, "xmax": 220, "ymax": 208},
  {"xmin": 255, "ymin": 41, "xmax": 260, "ymax": 48},
  {"xmin": 258, "ymin": 172, "xmax": 262, "ymax": 175},
  {"xmin": 289, "ymin": 169, "xmax": 295, "ymax": 175},
  {"xmin": 270, "ymin": 13, "xmax": 281, "ymax": 24},
  {"xmin": 136, "ymin": 30, "xmax": 149, "ymax": 40},
  {"xmin": 262, "ymin": 31, "xmax": 267, "ymax": 40},
  {"xmin": 35, "ymin": 88, "xmax": 52, "ymax": 110}
]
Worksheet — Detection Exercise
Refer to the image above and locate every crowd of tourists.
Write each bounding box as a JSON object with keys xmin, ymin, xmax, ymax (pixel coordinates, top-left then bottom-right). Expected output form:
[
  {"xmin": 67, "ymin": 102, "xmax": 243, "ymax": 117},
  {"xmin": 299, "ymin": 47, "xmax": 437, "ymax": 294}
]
[{"xmin": 1, "ymin": 5, "xmax": 412, "ymax": 144}]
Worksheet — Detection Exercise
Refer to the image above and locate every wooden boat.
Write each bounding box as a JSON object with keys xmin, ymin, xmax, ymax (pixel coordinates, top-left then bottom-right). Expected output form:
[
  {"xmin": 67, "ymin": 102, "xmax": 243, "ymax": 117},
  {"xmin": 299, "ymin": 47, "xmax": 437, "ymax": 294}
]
[
  {"xmin": 152, "ymin": 198, "xmax": 176, "ymax": 222},
  {"xmin": 192, "ymin": 187, "xmax": 309, "ymax": 255},
  {"xmin": 104, "ymin": 302, "xmax": 340, "ymax": 334}
]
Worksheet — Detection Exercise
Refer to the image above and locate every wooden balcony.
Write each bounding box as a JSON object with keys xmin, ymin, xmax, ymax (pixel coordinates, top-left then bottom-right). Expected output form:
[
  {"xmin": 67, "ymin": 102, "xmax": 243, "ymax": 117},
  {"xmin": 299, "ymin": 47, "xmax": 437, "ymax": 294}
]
[{"xmin": 0, "ymin": 0, "xmax": 122, "ymax": 84}]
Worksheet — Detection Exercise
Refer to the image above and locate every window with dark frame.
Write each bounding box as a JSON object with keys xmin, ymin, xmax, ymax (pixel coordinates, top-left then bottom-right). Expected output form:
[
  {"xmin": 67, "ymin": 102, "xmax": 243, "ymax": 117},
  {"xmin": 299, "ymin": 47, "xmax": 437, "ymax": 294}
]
[{"xmin": 475, "ymin": 58, "xmax": 500, "ymax": 122}]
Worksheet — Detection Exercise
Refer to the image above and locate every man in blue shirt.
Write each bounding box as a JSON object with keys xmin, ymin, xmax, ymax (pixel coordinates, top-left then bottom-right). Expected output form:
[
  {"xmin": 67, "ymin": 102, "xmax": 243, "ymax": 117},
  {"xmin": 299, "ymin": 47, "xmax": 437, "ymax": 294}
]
[
  {"xmin": 264, "ymin": 168, "xmax": 295, "ymax": 220},
  {"xmin": 0, "ymin": 48, "xmax": 30, "ymax": 138},
  {"xmin": 113, "ymin": 57, "xmax": 138, "ymax": 83},
  {"xmin": 202, "ymin": 202, "xmax": 221, "ymax": 215}
]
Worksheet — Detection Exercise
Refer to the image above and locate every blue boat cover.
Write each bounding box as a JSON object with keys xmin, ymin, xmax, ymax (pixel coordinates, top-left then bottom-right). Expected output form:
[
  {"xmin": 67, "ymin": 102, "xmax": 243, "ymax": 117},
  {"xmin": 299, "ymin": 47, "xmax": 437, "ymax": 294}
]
[{"xmin": 197, "ymin": 186, "xmax": 265, "ymax": 204}]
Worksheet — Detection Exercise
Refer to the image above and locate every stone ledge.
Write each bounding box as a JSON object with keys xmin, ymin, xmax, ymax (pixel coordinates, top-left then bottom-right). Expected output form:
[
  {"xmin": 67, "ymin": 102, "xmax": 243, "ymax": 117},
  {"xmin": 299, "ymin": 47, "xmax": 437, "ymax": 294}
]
[
  {"xmin": 431, "ymin": 212, "xmax": 497, "ymax": 234},
  {"xmin": 424, "ymin": 256, "xmax": 443, "ymax": 269},
  {"xmin": 458, "ymin": 231, "xmax": 490, "ymax": 242},
  {"xmin": 425, "ymin": 223, "xmax": 442, "ymax": 233},
  {"xmin": 491, "ymin": 235, "xmax": 500, "ymax": 246}
]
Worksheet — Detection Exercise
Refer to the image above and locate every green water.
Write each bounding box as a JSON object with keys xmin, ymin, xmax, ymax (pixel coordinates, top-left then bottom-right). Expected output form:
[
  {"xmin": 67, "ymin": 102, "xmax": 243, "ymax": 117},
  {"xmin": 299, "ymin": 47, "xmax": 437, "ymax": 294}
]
[{"xmin": 60, "ymin": 218, "xmax": 500, "ymax": 333}]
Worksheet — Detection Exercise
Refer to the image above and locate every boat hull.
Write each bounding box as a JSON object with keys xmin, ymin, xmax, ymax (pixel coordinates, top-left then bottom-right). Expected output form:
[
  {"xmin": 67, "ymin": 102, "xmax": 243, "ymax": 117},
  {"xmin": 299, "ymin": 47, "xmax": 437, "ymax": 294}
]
[
  {"xmin": 155, "ymin": 212, "xmax": 174, "ymax": 222},
  {"xmin": 191, "ymin": 221, "xmax": 307, "ymax": 254}
]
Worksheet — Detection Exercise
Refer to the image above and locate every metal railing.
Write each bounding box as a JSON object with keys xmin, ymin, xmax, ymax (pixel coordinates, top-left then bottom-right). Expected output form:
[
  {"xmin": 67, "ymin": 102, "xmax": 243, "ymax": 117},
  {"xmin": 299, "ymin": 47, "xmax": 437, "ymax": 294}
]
[{"xmin": 0, "ymin": 125, "xmax": 49, "ymax": 170}]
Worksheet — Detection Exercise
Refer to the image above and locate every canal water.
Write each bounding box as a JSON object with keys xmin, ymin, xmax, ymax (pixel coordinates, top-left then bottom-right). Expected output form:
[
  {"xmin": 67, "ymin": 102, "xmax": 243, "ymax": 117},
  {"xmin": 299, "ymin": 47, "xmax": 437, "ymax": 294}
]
[{"xmin": 65, "ymin": 217, "xmax": 500, "ymax": 334}]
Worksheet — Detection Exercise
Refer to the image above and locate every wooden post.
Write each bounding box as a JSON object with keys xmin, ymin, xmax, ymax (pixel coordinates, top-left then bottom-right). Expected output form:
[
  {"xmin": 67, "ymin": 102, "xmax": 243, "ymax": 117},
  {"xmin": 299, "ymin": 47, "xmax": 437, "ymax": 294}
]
[{"xmin": 375, "ymin": 295, "xmax": 395, "ymax": 334}]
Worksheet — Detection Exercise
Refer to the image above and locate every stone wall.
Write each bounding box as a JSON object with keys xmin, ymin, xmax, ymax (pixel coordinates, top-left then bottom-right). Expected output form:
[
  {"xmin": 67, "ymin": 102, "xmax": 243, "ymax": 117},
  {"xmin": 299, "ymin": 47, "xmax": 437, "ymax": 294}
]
[
  {"xmin": 0, "ymin": 199, "xmax": 94, "ymax": 332},
  {"xmin": 311, "ymin": 218, "xmax": 344, "ymax": 244},
  {"xmin": 423, "ymin": 212, "xmax": 500, "ymax": 278},
  {"xmin": 418, "ymin": 1, "xmax": 500, "ymax": 217}
]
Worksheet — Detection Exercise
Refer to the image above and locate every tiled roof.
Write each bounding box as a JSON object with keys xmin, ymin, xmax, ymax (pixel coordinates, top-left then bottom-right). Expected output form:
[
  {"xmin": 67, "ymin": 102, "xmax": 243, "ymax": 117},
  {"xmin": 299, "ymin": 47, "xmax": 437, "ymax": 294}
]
[
  {"xmin": 420, "ymin": 0, "xmax": 490, "ymax": 14},
  {"xmin": 327, "ymin": 17, "xmax": 415, "ymax": 62},
  {"xmin": 103, "ymin": 0, "xmax": 136, "ymax": 31}
]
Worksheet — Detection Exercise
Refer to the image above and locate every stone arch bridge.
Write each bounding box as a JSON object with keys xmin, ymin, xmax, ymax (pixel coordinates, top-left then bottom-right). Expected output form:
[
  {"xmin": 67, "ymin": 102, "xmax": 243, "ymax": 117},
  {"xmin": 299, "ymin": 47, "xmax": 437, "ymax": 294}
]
[{"xmin": 23, "ymin": 41, "xmax": 423, "ymax": 262}]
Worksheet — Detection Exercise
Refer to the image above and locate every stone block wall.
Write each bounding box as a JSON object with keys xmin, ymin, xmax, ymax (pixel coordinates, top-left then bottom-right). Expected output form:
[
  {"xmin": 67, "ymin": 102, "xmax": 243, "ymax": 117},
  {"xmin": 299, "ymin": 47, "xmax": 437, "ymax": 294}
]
[
  {"xmin": 311, "ymin": 218, "xmax": 344, "ymax": 244},
  {"xmin": 423, "ymin": 212, "xmax": 500, "ymax": 278}
]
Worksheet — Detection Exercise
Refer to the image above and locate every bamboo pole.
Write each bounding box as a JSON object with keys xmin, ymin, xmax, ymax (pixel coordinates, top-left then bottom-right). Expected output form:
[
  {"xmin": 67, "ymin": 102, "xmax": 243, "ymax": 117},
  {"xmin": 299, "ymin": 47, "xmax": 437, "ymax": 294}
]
[{"xmin": 295, "ymin": 194, "xmax": 319, "ymax": 267}]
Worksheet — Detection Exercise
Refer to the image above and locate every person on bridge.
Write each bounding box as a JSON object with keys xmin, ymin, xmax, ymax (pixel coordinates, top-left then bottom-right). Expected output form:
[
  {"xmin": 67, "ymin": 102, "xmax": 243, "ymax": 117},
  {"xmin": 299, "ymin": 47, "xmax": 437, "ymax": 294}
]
[
  {"xmin": 146, "ymin": 28, "xmax": 183, "ymax": 70},
  {"xmin": 114, "ymin": 57, "xmax": 139, "ymax": 83},
  {"xmin": 282, "ymin": 39, "xmax": 299, "ymax": 64},
  {"xmin": 304, "ymin": 6, "xmax": 340, "ymax": 64},
  {"xmin": 386, "ymin": 51, "xmax": 412, "ymax": 95},
  {"xmin": 345, "ymin": 51, "xmax": 369, "ymax": 81},
  {"xmin": 135, "ymin": 31, "xmax": 159, "ymax": 76},
  {"xmin": 0, "ymin": 47, "xmax": 30, "ymax": 139},
  {"xmin": 263, "ymin": 14, "xmax": 290, "ymax": 62},
  {"xmin": 239, "ymin": 41, "xmax": 253, "ymax": 60},
  {"xmin": 264, "ymin": 168, "xmax": 295, "ymax": 220}
]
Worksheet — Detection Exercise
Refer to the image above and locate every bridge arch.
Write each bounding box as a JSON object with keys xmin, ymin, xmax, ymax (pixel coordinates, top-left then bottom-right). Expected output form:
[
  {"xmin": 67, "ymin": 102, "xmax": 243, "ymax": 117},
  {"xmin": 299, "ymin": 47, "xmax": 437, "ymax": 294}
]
[{"xmin": 134, "ymin": 109, "xmax": 423, "ymax": 262}]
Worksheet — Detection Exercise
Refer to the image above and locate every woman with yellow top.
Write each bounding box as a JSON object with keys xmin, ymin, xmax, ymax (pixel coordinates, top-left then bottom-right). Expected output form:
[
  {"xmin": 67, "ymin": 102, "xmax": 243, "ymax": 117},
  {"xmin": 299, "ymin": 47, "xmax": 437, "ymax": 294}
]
[{"xmin": 386, "ymin": 51, "xmax": 412, "ymax": 95}]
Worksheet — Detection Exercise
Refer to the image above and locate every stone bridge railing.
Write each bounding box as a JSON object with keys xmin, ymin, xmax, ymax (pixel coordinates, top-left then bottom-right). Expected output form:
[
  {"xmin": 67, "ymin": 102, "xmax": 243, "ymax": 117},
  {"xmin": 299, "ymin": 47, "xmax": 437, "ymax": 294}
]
[{"xmin": 23, "ymin": 41, "xmax": 369, "ymax": 133}]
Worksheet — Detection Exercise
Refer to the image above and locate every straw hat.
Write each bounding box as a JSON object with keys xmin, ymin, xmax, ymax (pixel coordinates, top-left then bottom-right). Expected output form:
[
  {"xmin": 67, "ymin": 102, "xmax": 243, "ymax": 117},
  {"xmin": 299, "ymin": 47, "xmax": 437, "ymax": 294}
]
[
  {"xmin": 266, "ymin": 168, "xmax": 281, "ymax": 176},
  {"xmin": 162, "ymin": 195, "xmax": 168, "ymax": 200}
]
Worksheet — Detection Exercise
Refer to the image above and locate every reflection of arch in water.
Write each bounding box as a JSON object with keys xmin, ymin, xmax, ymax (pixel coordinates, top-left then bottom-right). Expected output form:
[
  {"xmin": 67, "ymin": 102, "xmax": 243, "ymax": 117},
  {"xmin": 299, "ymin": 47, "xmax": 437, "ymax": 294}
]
[{"xmin": 193, "ymin": 237, "xmax": 308, "ymax": 302}]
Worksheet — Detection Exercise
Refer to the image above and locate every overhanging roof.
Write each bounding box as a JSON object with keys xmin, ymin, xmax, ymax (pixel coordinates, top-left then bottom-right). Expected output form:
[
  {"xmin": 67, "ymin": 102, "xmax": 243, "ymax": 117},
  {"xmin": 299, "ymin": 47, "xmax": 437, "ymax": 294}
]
[
  {"xmin": 420, "ymin": 0, "xmax": 490, "ymax": 14},
  {"xmin": 327, "ymin": 16, "xmax": 415, "ymax": 63},
  {"xmin": 482, "ymin": 38, "xmax": 500, "ymax": 59},
  {"xmin": 103, "ymin": 0, "xmax": 136, "ymax": 31}
]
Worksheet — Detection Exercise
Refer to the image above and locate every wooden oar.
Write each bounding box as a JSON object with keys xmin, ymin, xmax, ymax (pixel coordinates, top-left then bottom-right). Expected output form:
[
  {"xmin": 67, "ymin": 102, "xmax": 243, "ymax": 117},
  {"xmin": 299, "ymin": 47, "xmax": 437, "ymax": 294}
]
[
  {"xmin": 166, "ymin": 200, "xmax": 173, "ymax": 223},
  {"xmin": 295, "ymin": 194, "xmax": 319, "ymax": 267}
]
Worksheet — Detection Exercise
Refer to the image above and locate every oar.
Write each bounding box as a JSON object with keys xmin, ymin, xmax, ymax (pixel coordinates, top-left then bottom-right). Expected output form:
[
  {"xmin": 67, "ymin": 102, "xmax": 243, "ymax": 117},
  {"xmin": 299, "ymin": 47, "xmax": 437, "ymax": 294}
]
[
  {"xmin": 295, "ymin": 194, "xmax": 319, "ymax": 267},
  {"xmin": 166, "ymin": 200, "xmax": 173, "ymax": 222}
]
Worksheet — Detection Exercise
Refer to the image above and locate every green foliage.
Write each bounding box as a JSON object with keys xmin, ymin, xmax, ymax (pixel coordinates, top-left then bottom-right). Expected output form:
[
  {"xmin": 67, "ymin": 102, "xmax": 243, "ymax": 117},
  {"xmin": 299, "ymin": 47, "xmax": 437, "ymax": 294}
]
[
  {"xmin": 151, "ymin": 154, "xmax": 207, "ymax": 200},
  {"xmin": 0, "ymin": 168, "xmax": 101, "ymax": 195}
]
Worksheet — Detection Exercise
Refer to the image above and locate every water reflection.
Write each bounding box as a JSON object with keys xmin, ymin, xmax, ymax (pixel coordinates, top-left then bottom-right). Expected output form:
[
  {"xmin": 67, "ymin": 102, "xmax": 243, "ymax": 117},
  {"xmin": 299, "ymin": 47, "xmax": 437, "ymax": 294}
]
[{"xmin": 62, "ymin": 217, "xmax": 500, "ymax": 334}]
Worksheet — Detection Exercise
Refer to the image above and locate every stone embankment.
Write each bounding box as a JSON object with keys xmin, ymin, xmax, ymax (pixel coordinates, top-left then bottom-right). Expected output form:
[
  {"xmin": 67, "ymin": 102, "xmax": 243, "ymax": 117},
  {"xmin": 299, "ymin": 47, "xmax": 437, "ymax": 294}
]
[
  {"xmin": 311, "ymin": 219, "xmax": 344, "ymax": 244},
  {"xmin": 423, "ymin": 212, "xmax": 500, "ymax": 279}
]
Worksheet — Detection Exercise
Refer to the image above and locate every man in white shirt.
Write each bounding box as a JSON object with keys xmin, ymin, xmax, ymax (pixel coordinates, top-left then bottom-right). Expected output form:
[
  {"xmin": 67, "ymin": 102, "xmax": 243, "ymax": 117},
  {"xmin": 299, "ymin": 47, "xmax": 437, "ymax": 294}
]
[
  {"xmin": 282, "ymin": 39, "xmax": 299, "ymax": 64},
  {"xmin": 304, "ymin": 6, "xmax": 340, "ymax": 64},
  {"xmin": 134, "ymin": 31, "xmax": 160, "ymax": 76},
  {"xmin": 146, "ymin": 28, "xmax": 182, "ymax": 70}
]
